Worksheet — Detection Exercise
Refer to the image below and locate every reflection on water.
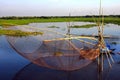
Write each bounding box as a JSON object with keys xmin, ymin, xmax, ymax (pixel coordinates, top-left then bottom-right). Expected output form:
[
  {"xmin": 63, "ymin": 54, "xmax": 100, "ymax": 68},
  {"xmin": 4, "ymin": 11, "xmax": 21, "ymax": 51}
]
[
  {"xmin": 13, "ymin": 60, "xmax": 120, "ymax": 80},
  {"xmin": 0, "ymin": 36, "xmax": 30, "ymax": 80},
  {"xmin": 28, "ymin": 22, "xmax": 120, "ymax": 36},
  {"xmin": 12, "ymin": 62, "xmax": 98, "ymax": 80},
  {"xmin": 0, "ymin": 22, "xmax": 120, "ymax": 80}
]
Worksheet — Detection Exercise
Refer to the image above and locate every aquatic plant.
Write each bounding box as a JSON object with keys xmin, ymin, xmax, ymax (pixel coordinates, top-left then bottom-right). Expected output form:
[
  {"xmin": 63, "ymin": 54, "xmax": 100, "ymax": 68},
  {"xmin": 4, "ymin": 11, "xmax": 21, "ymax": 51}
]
[
  {"xmin": 71, "ymin": 24, "xmax": 97, "ymax": 28},
  {"xmin": 47, "ymin": 26, "xmax": 59, "ymax": 28},
  {"xmin": 0, "ymin": 29, "xmax": 43, "ymax": 37}
]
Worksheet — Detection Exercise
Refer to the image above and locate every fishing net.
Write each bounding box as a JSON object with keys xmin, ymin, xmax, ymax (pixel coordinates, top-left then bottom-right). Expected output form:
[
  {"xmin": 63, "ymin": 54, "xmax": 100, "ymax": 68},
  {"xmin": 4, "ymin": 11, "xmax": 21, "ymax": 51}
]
[{"xmin": 6, "ymin": 26, "xmax": 100, "ymax": 71}]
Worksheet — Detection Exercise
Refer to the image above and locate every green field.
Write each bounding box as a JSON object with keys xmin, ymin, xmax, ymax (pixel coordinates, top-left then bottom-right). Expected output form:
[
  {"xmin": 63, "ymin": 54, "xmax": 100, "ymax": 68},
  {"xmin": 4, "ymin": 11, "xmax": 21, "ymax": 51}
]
[{"xmin": 0, "ymin": 17, "xmax": 120, "ymax": 28}]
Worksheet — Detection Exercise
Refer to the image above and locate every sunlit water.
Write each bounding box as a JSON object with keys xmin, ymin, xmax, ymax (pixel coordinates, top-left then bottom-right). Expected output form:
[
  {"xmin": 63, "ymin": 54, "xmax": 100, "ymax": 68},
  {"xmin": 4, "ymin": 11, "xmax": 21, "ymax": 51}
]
[{"xmin": 0, "ymin": 22, "xmax": 120, "ymax": 80}]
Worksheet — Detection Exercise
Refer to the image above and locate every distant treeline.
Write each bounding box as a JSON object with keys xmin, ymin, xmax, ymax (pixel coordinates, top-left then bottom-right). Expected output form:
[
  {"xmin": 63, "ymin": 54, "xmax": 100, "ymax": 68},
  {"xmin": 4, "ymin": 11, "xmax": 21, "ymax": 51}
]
[{"xmin": 0, "ymin": 15, "xmax": 120, "ymax": 19}]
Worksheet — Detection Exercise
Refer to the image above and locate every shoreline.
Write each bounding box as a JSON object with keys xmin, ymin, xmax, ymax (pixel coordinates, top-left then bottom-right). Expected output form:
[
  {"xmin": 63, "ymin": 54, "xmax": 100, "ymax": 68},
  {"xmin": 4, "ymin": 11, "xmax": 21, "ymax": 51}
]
[{"xmin": 0, "ymin": 17, "xmax": 120, "ymax": 28}]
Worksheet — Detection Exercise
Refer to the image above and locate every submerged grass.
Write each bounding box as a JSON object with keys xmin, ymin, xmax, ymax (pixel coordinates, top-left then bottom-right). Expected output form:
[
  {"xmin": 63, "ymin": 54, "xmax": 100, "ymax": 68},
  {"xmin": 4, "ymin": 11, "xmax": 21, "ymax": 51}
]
[
  {"xmin": 0, "ymin": 29, "xmax": 43, "ymax": 37},
  {"xmin": 0, "ymin": 17, "xmax": 120, "ymax": 28},
  {"xmin": 71, "ymin": 24, "xmax": 97, "ymax": 28},
  {"xmin": 47, "ymin": 25, "xmax": 59, "ymax": 28}
]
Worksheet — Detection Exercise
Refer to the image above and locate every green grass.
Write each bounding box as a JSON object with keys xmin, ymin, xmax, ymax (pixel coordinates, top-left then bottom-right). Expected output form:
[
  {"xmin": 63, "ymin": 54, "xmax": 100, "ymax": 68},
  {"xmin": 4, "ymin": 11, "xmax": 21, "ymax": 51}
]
[
  {"xmin": 0, "ymin": 29, "xmax": 43, "ymax": 37},
  {"xmin": 47, "ymin": 25, "xmax": 59, "ymax": 28},
  {"xmin": 0, "ymin": 23, "xmax": 17, "ymax": 28},
  {"xmin": 0, "ymin": 17, "xmax": 120, "ymax": 28},
  {"xmin": 71, "ymin": 24, "xmax": 97, "ymax": 28}
]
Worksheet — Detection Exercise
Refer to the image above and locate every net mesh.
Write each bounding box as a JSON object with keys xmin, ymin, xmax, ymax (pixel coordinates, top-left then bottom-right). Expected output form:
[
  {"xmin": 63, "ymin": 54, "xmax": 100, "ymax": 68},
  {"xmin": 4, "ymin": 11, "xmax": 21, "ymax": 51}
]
[
  {"xmin": 7, "ymin": 36, "xmax": 99, "ymax": 71},
  {"xmin": 6, "ymin": 27, "xmax": 100, "ymax": 71}
]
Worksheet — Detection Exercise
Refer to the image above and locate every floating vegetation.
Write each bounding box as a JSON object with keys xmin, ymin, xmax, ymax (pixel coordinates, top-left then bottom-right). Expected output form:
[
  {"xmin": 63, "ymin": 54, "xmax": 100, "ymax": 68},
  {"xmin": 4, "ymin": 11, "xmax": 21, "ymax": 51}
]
[
  {"xmin": 47, "ymin": 26, "xmax": 59, "ymax": 28},
  {"xmin": 0, "ymin": 23, "xmax": 17, "ymax": 28},
  {"xmin": 71, "ymin": 24, "xmax": 97, "ymax": 28},
  {"xmin": 0, "ymin": 29, "xmax": 43, "ymax": 37}
]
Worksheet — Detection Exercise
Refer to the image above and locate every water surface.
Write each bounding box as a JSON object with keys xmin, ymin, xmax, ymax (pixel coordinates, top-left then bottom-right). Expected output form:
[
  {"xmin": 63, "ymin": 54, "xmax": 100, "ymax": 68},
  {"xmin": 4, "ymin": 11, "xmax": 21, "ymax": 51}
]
[{"xmin": 0, "ymin": 22, "xmax": 120, "ymax": 80}]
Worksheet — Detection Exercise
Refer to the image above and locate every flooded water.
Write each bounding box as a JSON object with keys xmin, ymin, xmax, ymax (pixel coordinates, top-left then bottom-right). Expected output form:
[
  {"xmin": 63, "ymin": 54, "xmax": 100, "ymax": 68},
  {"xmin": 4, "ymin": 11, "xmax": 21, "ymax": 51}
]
[{"xmin": 0, "ymin": 22, "xmax": 120, "ymax": 80}]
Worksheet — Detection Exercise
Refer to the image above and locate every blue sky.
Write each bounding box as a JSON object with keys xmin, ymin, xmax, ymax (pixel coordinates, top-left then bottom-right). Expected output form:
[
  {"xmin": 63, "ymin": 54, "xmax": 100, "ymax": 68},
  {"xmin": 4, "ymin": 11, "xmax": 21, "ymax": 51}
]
[{"xmin": 0, "ymin": 0, "xmax": 120, "ymax": 17}]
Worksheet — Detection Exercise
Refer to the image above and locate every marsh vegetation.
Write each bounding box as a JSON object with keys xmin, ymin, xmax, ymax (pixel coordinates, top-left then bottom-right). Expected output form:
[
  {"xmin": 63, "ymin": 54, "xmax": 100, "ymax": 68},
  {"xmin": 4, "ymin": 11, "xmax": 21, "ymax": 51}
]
[
  {"xmin": 47, "ymin": 25, "xmax": 59, "ymax": 28},
  {"xmin": 0, "ymin": 29, "xmax": 43, "ymax": 37},
  {"xmin": 70, "ymin": 24, "xmax": 97, "ymax": 28}
]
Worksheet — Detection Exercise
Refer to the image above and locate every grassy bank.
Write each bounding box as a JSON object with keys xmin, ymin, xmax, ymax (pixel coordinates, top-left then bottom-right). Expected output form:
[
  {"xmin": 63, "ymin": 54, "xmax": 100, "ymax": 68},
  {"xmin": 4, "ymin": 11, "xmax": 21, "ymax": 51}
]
[
  {"xmin": 0, "ymin": 29, "xmax": 43, "ymax": 37},
  {"xmin": 71, "ymin": 24, "xmax": 97, "ymax": 28},
  {"xmin": 0, "ymin": 17, "xmax": 120, "ymax": 27}
]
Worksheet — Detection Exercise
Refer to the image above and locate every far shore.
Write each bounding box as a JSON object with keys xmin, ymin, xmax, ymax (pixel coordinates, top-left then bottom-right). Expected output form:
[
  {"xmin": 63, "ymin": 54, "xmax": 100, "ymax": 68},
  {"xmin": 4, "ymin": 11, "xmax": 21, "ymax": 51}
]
[{"xmin": 0, "ymin": 16, "xmax": 120, "ymax": 28}]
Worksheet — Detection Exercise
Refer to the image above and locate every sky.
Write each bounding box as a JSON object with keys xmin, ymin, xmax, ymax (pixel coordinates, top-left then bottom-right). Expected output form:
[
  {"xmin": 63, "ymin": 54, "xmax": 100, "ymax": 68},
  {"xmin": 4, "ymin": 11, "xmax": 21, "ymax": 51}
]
[{"xmin": 0, "ymin": 0, "xmax": 120, "ymax": 17}]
